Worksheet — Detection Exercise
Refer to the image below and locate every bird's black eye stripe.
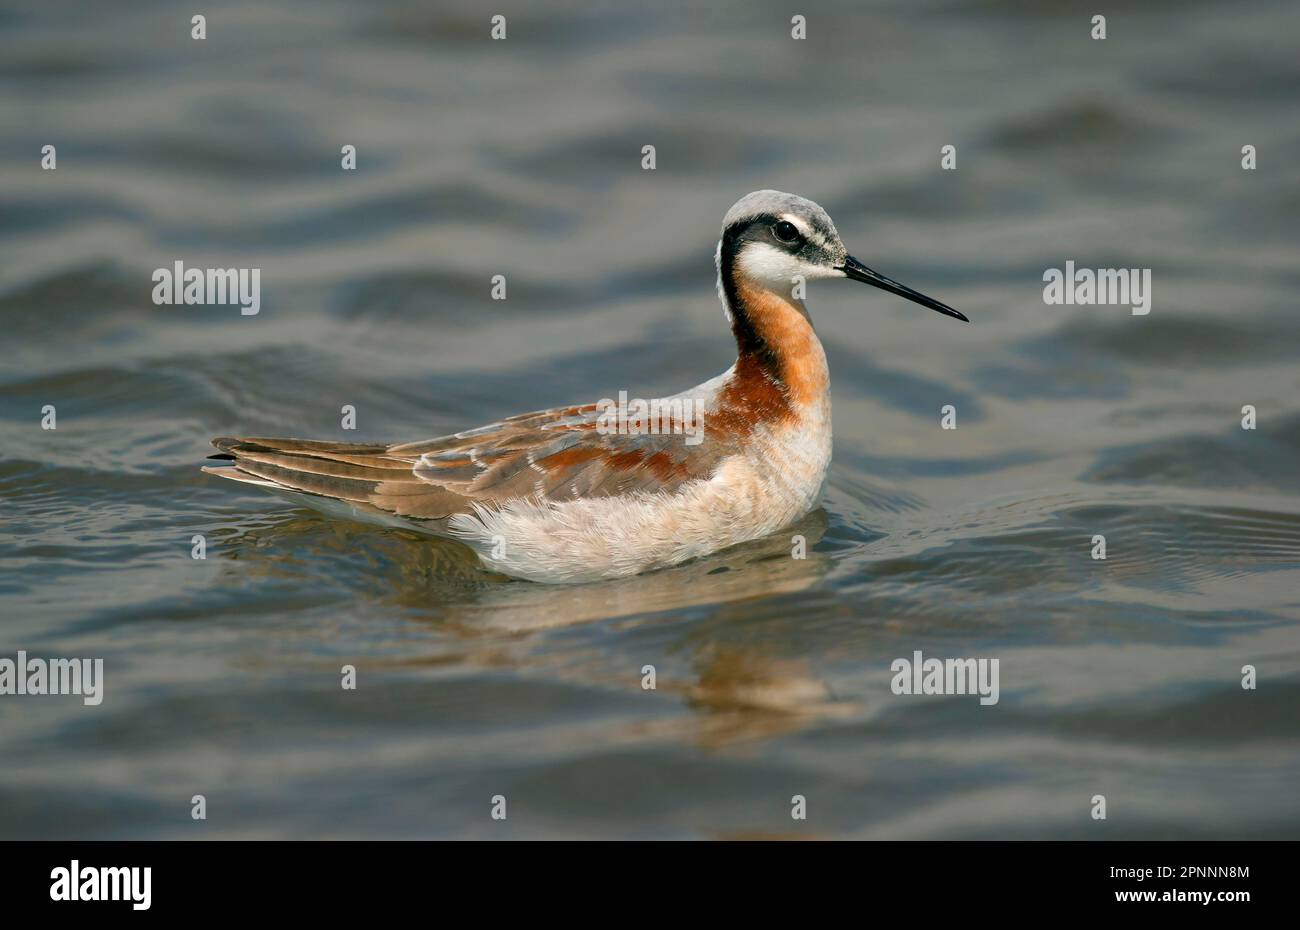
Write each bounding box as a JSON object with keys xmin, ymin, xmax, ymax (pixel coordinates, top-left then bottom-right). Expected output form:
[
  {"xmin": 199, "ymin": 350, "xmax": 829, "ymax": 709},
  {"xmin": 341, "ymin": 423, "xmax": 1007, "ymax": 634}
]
[{"xmin": 773, "ymin": 220, "xmax": 801, "ymax": 243}]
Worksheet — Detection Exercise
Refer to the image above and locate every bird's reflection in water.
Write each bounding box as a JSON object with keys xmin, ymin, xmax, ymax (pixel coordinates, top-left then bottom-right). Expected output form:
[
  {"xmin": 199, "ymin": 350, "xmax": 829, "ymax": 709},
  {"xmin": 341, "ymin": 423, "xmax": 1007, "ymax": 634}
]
[
  {"xmin": 418, "ymin": 507, "xmax": 854, "ymax": 747},
  {"xmin": 220, "ymin": 506, "xmax": 852, "ymax": 746},
  {"xmin": 676, "ymin": 642, "xmax": 855, "ymax": 748}
]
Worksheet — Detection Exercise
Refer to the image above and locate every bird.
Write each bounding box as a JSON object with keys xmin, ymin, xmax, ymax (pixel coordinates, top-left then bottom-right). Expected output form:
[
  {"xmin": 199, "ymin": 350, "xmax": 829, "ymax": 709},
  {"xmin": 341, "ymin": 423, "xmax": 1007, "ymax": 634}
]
[{"xmin": 204, "ymin": 190, "xmax": 967, "ymax": 583}]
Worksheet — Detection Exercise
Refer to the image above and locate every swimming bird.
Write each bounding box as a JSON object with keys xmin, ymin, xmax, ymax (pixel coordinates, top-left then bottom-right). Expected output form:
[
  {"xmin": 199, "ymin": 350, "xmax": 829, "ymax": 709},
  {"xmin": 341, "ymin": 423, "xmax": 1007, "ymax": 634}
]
[{"xmin": 204, "ymin": 190, "xmax": 966, "ymax": 583}]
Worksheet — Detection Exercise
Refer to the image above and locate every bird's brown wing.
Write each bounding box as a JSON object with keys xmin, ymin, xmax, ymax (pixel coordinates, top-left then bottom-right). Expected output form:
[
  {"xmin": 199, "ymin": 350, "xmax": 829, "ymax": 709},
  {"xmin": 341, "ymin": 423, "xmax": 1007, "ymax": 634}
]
[{"xmin": 205, "ymin": 401, "xmax": 730, "ymax": 524}]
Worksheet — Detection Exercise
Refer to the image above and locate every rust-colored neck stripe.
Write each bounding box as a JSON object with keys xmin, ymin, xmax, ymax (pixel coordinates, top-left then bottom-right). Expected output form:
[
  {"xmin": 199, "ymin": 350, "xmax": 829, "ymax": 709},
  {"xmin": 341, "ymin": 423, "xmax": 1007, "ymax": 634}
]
[{"xmin": 716, "ymin": 239, "xmax": 829, "ymax": 425}]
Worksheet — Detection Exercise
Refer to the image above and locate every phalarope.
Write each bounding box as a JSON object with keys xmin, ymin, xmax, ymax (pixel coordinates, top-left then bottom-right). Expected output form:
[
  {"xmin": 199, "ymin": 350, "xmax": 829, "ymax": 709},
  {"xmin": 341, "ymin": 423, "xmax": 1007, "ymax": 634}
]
[{"xmin": 205, "ymin": 190, "xmax": 966, "ymax": 583}]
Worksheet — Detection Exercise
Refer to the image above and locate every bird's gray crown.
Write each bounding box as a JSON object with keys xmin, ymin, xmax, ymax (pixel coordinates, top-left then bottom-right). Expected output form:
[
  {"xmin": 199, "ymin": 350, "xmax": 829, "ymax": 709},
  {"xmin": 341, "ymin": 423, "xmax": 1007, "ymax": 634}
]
[{"xmin": 722, "ymin": 190, "xmax": 845, "ymax": 257}]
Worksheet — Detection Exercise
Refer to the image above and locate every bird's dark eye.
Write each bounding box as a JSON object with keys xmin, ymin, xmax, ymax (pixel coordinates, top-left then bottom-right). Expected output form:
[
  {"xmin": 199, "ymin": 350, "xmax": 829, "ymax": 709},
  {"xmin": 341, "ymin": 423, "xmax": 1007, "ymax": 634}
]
[{"xmin": 773, "ymin": 220, "xmax": 800, "ymax": 243}]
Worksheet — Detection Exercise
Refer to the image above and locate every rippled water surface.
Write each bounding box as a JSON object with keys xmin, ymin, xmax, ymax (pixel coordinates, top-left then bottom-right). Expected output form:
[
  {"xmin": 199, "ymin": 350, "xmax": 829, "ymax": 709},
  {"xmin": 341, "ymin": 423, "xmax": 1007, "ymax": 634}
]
[{"xmin": 2, "ymin": 0, "xmax": 1299, "ymax": 838}]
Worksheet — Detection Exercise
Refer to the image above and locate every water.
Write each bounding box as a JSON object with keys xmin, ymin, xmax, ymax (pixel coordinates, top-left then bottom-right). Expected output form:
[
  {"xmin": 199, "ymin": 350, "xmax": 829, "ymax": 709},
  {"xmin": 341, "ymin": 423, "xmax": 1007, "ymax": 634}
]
[{"xmin": 2, "ymin": 0, "xmax": 1298, "ymax": 838}]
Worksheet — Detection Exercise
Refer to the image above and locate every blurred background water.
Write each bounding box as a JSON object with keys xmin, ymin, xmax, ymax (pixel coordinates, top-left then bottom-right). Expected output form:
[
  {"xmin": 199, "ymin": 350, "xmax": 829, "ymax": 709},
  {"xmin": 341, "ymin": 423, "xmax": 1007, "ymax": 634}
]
[{"xmin": 1, "ymin": 0, "xmax": 1298, "ymax": 838}]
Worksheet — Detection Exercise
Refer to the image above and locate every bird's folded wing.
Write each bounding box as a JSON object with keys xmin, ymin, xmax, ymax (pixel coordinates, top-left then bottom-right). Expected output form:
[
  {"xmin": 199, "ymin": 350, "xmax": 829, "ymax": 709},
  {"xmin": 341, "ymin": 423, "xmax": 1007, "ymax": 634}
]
[{"xmin": 207, "ymin": 402, "xmax": 729, "ymax": 522}]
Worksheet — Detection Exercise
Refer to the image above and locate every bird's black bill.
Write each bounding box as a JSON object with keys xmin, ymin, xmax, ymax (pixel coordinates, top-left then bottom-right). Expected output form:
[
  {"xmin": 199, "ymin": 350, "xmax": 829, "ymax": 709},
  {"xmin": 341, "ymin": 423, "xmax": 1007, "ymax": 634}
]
[{"xmin": 837, "ymin": 255, "xmax": 968, "ymax": 322}]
